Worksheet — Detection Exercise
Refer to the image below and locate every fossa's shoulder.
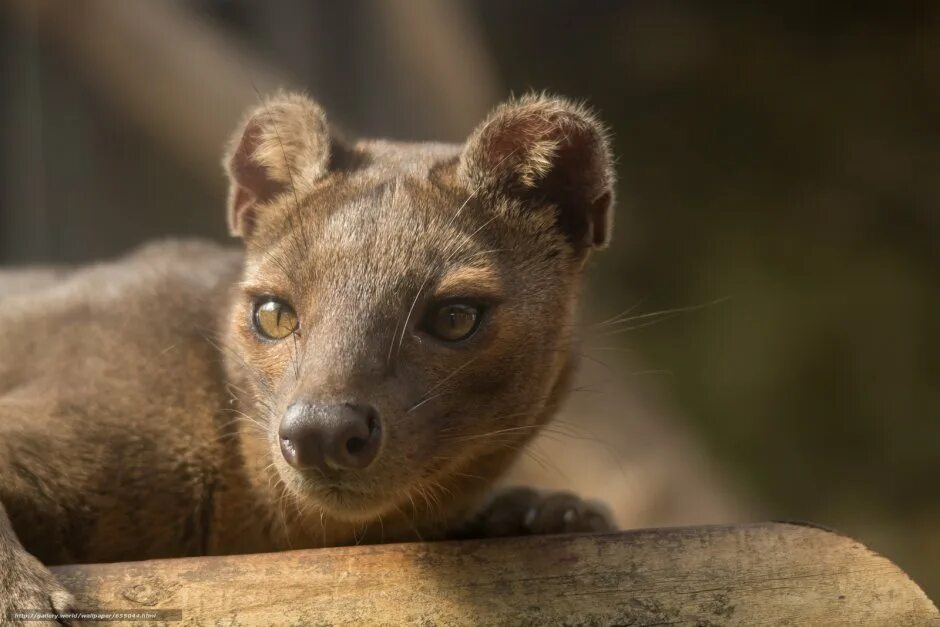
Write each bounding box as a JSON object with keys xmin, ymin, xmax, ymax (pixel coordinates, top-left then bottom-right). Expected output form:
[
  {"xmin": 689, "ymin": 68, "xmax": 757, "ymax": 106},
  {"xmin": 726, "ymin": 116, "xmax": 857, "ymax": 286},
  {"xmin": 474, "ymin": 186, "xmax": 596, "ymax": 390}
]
[
  {"xmin": 0, "ymin": 239, "xmax": 242, "ymax": 382},
  {"xmin": 0, "ymin": 238, "xmax": 240, "ymax": 312}
]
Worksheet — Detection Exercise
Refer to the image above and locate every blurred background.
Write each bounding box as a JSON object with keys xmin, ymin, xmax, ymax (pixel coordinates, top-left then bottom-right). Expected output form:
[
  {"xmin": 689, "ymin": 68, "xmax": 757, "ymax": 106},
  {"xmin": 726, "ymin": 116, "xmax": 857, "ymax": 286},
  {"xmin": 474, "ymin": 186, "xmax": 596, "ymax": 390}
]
[{"xmin": 1, "ymin": 0, "xmax": 936, "ymax": 597}]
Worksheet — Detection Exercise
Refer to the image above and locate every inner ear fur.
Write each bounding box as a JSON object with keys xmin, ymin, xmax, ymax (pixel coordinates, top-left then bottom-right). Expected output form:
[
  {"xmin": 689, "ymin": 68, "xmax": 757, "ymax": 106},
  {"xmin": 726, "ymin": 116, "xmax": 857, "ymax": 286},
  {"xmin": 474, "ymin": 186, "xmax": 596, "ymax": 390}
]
[
  {"xmin": 224, "ymin": 91, "xmax": 332, "ymax": 238},
  {"xmin": 459, "ymin": 94, "xmax": 615, "ymax": 251}
]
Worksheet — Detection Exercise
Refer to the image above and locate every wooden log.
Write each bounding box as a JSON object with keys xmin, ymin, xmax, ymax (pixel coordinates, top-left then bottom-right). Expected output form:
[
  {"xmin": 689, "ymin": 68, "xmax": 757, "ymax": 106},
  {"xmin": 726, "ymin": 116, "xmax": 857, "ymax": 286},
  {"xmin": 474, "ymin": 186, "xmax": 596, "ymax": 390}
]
[{"xmin": 51, "ymin": 523, "xmax": 937, "ymax": 626}]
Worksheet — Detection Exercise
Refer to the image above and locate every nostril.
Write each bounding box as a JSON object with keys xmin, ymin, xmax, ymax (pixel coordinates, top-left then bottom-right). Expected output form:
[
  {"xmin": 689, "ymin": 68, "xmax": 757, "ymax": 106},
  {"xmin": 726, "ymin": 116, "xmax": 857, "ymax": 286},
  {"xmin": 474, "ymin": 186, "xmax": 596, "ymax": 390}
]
[
  {"xmin": 346, "ymin": 436, "xmax": 367, "ymax": 456},
  {"xmin": 344, "ymin": 411, "xmax": 379, "ymax": 456},
  {"xmin": 337, "ymin": 407, "xmax": 381, "ymax": 469}
]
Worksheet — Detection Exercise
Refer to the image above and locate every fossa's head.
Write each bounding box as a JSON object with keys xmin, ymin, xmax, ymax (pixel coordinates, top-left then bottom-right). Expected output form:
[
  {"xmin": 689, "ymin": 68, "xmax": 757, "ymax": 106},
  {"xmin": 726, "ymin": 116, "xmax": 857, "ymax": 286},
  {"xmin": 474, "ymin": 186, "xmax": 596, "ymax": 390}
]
[{"xmin": 223, "ymin": 91, "xmax": 614, "ymax": 522}]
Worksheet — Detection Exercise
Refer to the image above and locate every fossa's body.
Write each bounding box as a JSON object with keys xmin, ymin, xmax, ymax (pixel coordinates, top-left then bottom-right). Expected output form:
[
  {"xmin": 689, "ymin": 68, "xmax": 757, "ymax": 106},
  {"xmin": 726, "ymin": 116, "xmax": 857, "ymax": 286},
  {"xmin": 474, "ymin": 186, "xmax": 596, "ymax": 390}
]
[{"xmin": 0, "ymin": 92, "xmax": 616, "ymax": 619}]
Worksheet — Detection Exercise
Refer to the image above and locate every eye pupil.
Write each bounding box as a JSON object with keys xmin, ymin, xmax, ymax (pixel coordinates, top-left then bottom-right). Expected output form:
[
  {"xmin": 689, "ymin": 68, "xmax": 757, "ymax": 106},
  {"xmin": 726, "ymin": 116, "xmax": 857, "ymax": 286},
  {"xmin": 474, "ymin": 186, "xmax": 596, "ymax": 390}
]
[
  {"xmin": 427, "ymin": 302, "xmax": 482, "ymax": 342},
  {"xmin": 253, "ymin": 298, "xmax": 299, "ymax": 340}
]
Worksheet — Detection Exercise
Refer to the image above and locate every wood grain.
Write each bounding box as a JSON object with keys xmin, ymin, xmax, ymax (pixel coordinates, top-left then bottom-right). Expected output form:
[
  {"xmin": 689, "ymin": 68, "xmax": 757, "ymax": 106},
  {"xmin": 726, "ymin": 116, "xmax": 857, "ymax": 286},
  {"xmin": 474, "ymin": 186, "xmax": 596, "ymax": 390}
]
[{"xmin": 52, "ymin": 523, "xmax": 938, "ymax": 626}]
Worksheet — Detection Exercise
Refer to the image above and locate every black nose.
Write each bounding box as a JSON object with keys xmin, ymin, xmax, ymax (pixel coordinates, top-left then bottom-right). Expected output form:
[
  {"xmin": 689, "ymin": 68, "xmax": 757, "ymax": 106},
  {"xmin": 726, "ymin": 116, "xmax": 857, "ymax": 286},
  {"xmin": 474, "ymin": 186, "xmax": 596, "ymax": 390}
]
[{"xmin": 278, "ymin": 401, "xmax": 382, "ymax": 472}]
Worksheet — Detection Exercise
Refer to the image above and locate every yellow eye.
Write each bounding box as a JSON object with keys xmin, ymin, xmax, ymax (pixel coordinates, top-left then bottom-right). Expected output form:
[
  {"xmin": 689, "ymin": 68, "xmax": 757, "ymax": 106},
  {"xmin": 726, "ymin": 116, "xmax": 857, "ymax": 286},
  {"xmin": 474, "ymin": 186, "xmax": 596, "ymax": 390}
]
[
  {"xmin": 252, "ymin": 298, "xmax": 299, "ymax": 340},
  {"xmin": 425, "ymin": 302, "xmax": 483, "ymax": 342}
]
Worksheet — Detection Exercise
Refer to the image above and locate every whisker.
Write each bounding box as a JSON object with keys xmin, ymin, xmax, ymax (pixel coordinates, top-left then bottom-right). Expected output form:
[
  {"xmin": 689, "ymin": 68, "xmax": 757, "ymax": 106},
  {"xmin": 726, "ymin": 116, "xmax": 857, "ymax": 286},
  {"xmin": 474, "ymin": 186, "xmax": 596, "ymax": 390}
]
[
  {"xmin": 406, "ymin": 391, "xmax": 451, "ymax": 414},
  {"xmin": 419, "ymin": 355, "xmax": 482, "ymax": 400},
  {"xmin": 591, "ymin": 299, "xmax": 646, "ymax": 329},
  {"xmin": 589, "ymin": 297, "xmax": 731, "ymax": 338}
]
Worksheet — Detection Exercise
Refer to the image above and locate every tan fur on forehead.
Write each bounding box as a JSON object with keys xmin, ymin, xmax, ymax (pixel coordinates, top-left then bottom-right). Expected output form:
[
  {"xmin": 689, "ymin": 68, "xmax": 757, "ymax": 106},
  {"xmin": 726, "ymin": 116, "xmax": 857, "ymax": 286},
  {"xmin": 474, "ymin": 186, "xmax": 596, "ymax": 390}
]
[
  {"xmin": 226, "ymin": 89, "xmax": 615, "ymax": 256},
  {"xmin": 434, "ymin": 266, "xmax": 504, "ymax": 299}
]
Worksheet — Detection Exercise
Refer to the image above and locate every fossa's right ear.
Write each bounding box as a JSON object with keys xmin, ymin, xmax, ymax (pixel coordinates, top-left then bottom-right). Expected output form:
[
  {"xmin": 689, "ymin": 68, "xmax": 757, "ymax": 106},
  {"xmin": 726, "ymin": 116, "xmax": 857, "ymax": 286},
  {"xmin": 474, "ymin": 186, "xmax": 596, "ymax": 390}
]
[
  {"xmin": 224, "ymin": 91, "xmax": 331, "ymax": 238},
  {"xmin": 459, "ymin": 94, "xmax": 615, "ymax": 253}
]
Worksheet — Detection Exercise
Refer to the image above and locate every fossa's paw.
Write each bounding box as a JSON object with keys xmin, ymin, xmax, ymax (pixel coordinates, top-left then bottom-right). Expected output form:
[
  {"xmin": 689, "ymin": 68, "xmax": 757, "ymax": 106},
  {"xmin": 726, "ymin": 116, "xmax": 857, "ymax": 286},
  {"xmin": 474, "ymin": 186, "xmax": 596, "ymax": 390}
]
[
  {"xmin": 463, "ymin": 487, "xmax": 615, "ymax": 538},
  {"xmin": 0, "ymin": 548, "xmax": 76, "ymax": 626}
]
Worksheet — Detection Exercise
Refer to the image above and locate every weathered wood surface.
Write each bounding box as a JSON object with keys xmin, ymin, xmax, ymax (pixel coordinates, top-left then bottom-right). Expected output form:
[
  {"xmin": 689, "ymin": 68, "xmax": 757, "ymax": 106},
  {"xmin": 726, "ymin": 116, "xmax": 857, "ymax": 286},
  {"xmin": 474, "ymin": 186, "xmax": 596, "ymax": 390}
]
[{"xmin": 52, "ymin": 523, "xmax": 938, "ymax": 626}]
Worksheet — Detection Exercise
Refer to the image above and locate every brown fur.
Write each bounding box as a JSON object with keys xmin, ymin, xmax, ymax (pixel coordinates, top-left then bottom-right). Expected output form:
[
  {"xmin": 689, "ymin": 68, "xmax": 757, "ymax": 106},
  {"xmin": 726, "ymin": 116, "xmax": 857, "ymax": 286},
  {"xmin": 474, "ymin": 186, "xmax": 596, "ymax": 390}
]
[{"xmin": 0, "ymin": 92, "xmax": 615, "ymax": 619}]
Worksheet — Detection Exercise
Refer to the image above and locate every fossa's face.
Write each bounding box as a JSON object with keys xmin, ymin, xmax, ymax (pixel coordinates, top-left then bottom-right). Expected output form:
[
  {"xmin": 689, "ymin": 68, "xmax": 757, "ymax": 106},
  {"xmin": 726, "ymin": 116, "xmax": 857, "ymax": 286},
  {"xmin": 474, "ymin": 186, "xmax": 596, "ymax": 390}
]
[{"xmin": 224, "ymin": 94, "xmax": 614, "ymax": 522}]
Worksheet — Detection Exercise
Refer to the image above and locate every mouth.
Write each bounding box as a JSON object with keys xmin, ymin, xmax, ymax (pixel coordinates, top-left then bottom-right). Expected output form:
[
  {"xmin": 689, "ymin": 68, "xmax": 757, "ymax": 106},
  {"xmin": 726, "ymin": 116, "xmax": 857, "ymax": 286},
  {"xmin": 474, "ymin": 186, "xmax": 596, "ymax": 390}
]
[
  {"xmin": 279, "ymin": 465, "xmax": 396, "ymax": 522},
  {"xmin": 270, "ymin": 439, "xmax": 456, "ymax": 523},
  {"xmin": 317, "ymin": 486, "xmax": 399, "ymax": 522}
]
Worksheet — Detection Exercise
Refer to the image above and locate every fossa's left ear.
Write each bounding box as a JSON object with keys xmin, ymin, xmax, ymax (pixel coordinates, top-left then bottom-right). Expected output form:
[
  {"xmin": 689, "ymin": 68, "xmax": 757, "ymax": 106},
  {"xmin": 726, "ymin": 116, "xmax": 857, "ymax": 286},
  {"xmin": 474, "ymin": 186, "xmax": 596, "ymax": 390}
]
[
  {"xmin": 224, "ymin": 91, "xmax": 331, "ymax": 238},
  {"xmin": 459, "ymin": 94, "xmax": 615, "ymax": 251}
]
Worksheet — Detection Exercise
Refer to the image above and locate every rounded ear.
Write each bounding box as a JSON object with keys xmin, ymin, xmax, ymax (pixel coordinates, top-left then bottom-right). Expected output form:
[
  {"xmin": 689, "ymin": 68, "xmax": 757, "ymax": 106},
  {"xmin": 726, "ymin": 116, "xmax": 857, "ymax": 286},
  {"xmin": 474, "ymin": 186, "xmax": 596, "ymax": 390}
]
[
  {"xmin": 224, "ymin": 91, "xmax": 331, "ymax": 238},
  {"xmin": 458, "ymin": 94, "xmax": 615, "ymax": 251}
]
